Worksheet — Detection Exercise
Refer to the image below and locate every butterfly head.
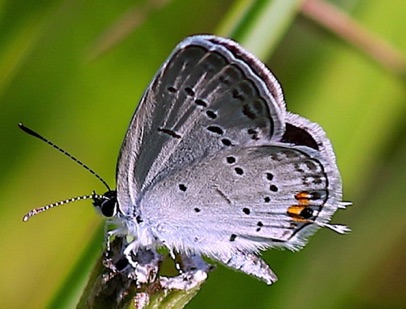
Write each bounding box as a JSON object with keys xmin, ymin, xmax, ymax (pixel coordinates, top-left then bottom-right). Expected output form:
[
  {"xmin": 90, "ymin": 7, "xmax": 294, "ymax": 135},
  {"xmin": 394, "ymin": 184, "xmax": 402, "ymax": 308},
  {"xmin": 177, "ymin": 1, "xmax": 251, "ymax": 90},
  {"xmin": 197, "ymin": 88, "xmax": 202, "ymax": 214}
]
[{"xmin": 92, "ymin": 190, "xmax": 118, "ymax": 217}]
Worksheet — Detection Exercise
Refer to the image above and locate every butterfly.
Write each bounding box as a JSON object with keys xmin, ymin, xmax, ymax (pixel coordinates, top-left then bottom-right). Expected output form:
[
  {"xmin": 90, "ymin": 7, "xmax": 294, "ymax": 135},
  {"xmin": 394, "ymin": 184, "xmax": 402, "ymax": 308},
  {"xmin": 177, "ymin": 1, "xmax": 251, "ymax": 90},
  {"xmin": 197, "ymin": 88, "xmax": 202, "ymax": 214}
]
[{"xmin": 23, "ymin": 35, "xmax": 349, "ymax": 285}]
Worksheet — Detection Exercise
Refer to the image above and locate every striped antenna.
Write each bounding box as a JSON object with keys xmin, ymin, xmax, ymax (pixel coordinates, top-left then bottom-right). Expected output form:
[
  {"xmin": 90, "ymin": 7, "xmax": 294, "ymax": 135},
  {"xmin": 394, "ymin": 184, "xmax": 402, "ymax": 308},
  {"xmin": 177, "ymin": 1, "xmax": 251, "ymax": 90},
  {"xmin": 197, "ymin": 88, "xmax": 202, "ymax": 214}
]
[{"xmin": 22, "ymin": 193, "xmax": 107, "ymax": 221}]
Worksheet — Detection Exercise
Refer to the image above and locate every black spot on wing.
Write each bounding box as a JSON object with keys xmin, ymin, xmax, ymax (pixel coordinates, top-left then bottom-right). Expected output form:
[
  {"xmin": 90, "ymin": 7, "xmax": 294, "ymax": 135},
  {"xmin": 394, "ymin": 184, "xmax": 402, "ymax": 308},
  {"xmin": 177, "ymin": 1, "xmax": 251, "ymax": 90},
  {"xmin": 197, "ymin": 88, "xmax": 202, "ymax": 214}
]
[{"xmin": 158, "ymin": 127, "xmax": 181, "ymax": 138}]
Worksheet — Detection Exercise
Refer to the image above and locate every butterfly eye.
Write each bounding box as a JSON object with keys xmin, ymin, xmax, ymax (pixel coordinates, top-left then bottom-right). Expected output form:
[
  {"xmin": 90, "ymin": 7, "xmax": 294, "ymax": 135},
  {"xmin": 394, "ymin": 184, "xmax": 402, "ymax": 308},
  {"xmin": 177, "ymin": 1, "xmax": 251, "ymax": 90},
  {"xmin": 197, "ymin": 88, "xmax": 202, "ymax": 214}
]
[
  {"xmin": 93, "ymin": 190, "xmax": 118, "ymax": 217},
  {"xmin": 100, "ymin": 199, "xmax": 117, "ymax": 217}
]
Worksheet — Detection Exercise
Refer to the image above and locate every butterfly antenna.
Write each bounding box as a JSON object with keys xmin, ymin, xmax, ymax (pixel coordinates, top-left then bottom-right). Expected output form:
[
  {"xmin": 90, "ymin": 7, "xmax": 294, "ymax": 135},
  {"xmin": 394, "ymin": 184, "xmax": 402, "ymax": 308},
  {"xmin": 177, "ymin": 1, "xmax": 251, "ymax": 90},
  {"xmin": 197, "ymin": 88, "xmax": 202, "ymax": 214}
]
[
  {"xmin": 22, "ymin": 193, "xmax": 106, "ymax": 222},
  {"xmin": 18, "ymin": 123, "xmax": 111, "ymax": 191}
]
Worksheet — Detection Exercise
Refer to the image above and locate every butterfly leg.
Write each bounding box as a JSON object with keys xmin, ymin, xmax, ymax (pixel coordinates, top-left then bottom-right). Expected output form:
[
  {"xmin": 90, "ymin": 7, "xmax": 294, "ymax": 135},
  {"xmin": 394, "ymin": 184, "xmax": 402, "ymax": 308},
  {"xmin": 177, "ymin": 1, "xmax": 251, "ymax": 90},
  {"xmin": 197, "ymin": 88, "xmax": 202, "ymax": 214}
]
[
  {"xmin": 126, "ymin": 247, "xmax": 161, "ymax": 285},
  {"xmin": 160, "ymin": 253, "xmax": 212, "ymax": 290},
  {"xmin": 211, "ymin": 251, "xmax": 278, "ymax": 285}
]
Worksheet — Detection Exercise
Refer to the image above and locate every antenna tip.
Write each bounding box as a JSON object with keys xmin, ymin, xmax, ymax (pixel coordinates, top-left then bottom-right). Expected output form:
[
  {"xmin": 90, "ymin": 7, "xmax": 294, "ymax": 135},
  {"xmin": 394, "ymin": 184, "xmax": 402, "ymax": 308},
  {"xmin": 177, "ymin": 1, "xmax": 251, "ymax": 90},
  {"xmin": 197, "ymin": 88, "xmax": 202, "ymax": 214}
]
[
  {"xmin": 22, "ymin": 209, "xmax": 38, "ymax": 222},
  {"xmin": 18, "ymin": 122, "xmax": 28, "ymax": 131},
  {"xmin": 18, "ymin": 123, "xmax": 41, "ymax": 138}
]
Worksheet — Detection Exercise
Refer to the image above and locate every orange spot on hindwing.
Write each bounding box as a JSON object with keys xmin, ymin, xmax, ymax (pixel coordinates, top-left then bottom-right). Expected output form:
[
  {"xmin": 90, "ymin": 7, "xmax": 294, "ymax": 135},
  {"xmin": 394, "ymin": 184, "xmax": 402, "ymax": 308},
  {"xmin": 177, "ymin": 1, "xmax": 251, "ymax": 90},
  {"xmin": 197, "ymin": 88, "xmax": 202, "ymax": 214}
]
[{"xmin": 288, "ymin": 192, "xmax": 316, "ymax": 221}]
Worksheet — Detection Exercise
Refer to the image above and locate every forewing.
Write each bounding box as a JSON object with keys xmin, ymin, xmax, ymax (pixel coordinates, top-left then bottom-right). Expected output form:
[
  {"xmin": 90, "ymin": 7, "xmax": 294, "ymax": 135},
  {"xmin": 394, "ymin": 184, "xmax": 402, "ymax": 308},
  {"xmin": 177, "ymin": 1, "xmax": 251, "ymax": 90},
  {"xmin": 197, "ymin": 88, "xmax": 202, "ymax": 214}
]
[{"xmin": 117, "ymin": 36, "xmax": 286, "ymax": 212}]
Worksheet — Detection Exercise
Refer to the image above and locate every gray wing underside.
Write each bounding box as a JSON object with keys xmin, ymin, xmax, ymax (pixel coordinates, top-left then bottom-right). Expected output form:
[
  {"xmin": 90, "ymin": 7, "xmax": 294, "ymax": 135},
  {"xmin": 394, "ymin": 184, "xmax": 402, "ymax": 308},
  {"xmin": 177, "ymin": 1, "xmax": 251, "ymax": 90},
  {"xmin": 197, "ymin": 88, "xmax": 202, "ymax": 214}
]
[
  {"xmin": 140, "ymin": 144, "xmax": 341, "ymax": 254},
  {"xmin": 113, "ymin": 36, "xmax": 345, "ymax": 284},
  {"xmin": 117, "ymin": 36, "xmax": 286, "ymax": 208}
]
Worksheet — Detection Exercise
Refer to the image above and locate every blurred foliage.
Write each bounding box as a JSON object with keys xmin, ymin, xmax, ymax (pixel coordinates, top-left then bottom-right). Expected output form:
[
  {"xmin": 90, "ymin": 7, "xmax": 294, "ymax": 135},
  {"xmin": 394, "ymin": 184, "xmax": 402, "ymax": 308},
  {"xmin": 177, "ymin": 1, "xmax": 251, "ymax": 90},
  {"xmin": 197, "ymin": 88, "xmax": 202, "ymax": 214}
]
[{"xmin": 0, "ymin": 0, "xmax": 405, "ymax": 308}]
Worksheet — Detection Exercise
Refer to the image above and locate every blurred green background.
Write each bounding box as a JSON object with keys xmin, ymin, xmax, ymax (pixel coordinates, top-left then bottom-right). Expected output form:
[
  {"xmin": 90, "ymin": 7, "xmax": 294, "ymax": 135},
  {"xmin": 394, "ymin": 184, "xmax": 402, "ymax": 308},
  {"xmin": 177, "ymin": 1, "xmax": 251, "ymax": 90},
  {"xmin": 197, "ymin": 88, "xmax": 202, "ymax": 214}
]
[{"xmin": 1, "ymin": 0, "xmax": 405, "ymax": 308}]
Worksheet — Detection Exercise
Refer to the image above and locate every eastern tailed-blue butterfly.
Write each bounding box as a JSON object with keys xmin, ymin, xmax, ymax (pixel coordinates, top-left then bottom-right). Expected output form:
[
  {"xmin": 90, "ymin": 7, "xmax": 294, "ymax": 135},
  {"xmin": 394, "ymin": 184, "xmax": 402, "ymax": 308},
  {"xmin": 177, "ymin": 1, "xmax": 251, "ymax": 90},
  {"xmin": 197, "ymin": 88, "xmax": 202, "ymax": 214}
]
[{"xmin": 23, "ymin": 35, "xmax": 350, "ymax": 285}]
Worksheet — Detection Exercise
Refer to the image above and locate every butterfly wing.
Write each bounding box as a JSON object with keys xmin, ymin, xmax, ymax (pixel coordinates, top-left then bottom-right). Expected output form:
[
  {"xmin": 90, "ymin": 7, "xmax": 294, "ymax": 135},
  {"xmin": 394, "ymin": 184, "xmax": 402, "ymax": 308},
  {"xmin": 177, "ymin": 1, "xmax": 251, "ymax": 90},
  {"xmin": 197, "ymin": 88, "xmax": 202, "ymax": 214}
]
[
  {"xmin": 135, "ymin": 112, "xmax": 345, "ymax": 284},
  {"xmin": 117, "ymin": 35, "xmax": 287, "ymax": 214},
  {"xmin": 140, "ymin": 141, "xmax": 341, "ymax": 254}
]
